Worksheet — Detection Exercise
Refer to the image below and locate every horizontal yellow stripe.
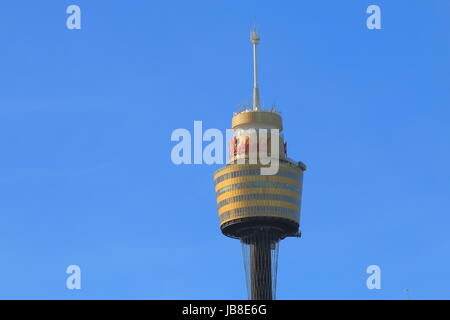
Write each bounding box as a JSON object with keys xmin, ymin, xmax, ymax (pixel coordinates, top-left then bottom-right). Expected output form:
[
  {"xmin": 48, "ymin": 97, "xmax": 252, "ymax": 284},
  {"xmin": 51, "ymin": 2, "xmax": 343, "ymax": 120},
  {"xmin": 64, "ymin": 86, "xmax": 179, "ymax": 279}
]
[
  {"xmin": 215, "ymin": 175, "xmax": 300, "ymax": 192},
  {"xmin": 214, "ymin": 164, "xmax": 300, "ymax": 180},
  {"xmin": 220, "ymin": 214, "xmax": 299, "ymax": 226},
  {"xmin": 218, "ymin": 200, "xmax": 299, "ymax": 215},
  {"xmin": 216, "ymin": 188, "xmax": 300, "ymax": 203}
]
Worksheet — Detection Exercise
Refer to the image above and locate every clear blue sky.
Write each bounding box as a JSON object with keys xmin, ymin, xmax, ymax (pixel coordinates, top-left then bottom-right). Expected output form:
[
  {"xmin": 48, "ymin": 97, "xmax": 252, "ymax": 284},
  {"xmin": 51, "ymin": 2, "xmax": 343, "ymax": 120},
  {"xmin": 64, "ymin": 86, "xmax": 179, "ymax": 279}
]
[{"xmin": 0, "ymin": 0, "xmax": 449, "ymax": 300}]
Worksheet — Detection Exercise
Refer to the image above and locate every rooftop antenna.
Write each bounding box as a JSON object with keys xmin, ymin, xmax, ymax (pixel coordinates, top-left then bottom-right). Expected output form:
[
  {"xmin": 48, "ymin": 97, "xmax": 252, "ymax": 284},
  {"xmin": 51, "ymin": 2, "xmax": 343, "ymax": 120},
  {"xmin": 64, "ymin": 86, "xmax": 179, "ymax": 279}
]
[{"xmin": 250, "ymin": 28, "xmax": 261, "ymax": 111}]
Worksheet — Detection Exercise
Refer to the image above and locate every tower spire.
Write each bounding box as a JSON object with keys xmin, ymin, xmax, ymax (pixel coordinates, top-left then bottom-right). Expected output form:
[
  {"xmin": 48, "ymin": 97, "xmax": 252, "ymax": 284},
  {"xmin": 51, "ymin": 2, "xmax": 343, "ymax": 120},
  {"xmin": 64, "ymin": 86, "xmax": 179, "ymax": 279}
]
[{"xmin": 251, "ymin": 29, "xmax": 261, "ymax": 111}]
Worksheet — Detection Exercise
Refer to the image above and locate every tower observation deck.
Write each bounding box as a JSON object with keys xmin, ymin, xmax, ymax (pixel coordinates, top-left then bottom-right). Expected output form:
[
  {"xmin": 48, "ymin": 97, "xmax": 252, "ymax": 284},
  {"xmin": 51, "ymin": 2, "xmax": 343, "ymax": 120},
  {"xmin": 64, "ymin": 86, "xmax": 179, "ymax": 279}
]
[{"xmin": 213, "ymin": 30, "xmax": 306, "ymax": 300}]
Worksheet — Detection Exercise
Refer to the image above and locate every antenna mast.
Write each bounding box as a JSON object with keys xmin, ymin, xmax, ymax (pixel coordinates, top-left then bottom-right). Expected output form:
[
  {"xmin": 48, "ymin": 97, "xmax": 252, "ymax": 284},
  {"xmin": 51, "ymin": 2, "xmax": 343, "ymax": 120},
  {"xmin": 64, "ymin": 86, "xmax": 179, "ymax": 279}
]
[{"xmin": 251, "ymin": 29, "xmax": 261, "ymax": 111}]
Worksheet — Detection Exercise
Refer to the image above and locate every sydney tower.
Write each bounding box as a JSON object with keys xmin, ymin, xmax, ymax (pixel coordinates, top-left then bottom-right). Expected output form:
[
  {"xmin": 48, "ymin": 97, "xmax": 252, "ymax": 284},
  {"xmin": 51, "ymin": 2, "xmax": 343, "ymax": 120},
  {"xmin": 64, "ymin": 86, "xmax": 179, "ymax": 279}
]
[{"xmin": 213, "ymin": 30, "xmax": 306, "ymax": 300}]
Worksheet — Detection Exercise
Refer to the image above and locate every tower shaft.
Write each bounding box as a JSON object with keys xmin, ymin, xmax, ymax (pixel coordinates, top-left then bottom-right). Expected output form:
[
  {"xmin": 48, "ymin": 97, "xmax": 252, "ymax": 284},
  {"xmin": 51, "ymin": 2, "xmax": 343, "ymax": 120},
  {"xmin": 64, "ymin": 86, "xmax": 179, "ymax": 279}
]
[
  {"xmin": 242, "ymin": 228, "xmax": 280, "ymax": 300},
  {"xmin": 249, "ymin": 233, "xmax": 273, "ymax": 300}
]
